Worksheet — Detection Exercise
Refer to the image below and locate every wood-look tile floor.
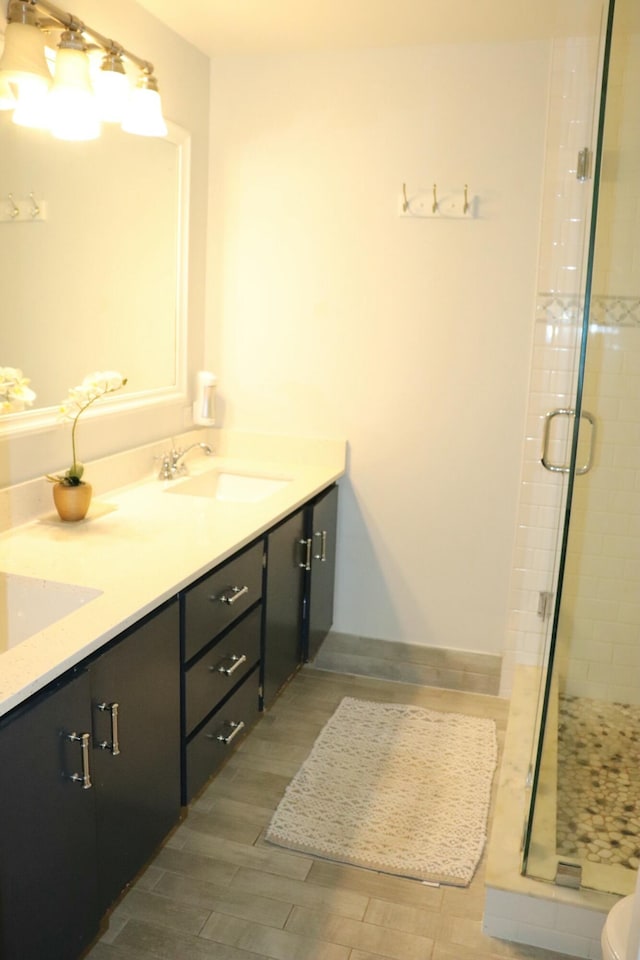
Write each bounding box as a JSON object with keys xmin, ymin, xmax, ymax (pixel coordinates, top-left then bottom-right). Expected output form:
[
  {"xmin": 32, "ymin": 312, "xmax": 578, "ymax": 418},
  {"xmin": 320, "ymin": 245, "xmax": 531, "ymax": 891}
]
[{"xmin": 85, "ymin": 667, "xmax": 573, "ymax": 960}]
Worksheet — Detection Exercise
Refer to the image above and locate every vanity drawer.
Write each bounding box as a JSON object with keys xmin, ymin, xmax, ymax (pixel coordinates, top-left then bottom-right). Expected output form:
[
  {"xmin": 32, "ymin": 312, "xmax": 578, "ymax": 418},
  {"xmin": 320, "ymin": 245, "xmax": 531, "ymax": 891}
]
[
  {"xmin": 185, "ymin": 607, "xmax": 261, "ymax": 735},
  {"xmin": 183, "ymin": 542, "xmax": 264, "ymax": 662},
  {"xmin": 185, "ymin": 667, "xmax": 260, "ymax": 802}
]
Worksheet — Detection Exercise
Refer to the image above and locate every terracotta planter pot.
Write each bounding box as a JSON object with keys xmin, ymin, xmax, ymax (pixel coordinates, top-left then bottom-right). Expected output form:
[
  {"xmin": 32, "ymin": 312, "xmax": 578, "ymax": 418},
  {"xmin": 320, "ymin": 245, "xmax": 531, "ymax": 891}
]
[{"xmin": 52, "ymin": 481, "xmax": 92, "ymax": 522}]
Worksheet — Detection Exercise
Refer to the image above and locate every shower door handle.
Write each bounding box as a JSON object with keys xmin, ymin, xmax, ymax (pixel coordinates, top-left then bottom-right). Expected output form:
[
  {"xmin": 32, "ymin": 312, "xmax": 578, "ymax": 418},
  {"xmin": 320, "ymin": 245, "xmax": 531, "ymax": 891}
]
[{"xmin": 541, "ymin": 408, "xmax": 596, "ymax": 475}]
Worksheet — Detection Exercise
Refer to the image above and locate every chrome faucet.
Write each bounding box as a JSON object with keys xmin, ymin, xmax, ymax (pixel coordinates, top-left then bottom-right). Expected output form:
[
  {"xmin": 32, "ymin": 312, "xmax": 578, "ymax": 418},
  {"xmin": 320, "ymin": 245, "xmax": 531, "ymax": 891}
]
[{"xmin": 158, "ymin": 442, "xmax": 214, "ymax": 480}]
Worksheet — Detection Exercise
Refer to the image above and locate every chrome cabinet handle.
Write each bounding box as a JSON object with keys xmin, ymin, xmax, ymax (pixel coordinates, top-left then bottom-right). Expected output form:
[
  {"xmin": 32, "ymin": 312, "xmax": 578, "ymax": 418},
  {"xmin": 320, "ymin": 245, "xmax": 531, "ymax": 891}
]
[
  {"xmin": 210, "ymin": 585, "xmax": 249, "ymax": 605},
  {"xmin": 97, "ymin": 701, "xmax": 121, "ymax": 756},
  {"xmin": 313, "ymin": 530, "xmax": 328, "ymax": 562},
  {"xmin": 213, "ymin": 653, "xmax": 247, "ymax": 677},
  {"xmin": 67, "ymin": 732, "xmax": 92, "ymax": 789},
  {"xmin": 210, "ymin": 719, "xmax": 245, "ymax": 745},
  {"xmin": 541, "ymin": 408, "xmax": 596, "ymax": 475},
  {"xmin": 298, "ymin": 538, "xmax": 312, "ymax": 571}
]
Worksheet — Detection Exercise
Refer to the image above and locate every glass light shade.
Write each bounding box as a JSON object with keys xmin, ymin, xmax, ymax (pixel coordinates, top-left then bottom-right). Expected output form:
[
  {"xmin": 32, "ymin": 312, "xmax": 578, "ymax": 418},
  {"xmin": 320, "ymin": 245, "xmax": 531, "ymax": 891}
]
[
  {"xmin": 0, "ymin": 20, "xmax": 52, "ymax": 88},
  {"xmin": 49, "ymin": 46, "xmax": 100, "ymax": 141},
  {"xmin": 122, "ymin": 82, "xmax": 167, "ymax": 138},
  {"xmin": 0, "ymin": 76, "xmax": 16, "ymax": 110},
  {"xmin": 92, "ymin": 57, "xmax": 130, "ymax": 123},
  {"xmin": 11, "ymin": 77, "xmax": 49, "ymax": 128}
]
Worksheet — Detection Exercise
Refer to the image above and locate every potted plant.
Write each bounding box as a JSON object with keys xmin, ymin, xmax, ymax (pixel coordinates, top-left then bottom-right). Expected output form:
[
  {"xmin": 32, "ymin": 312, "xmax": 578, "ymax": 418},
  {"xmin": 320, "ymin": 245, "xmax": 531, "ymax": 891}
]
[{"xmin": 47, "ymin": 371, "xmax": 127, "ymax": 521}]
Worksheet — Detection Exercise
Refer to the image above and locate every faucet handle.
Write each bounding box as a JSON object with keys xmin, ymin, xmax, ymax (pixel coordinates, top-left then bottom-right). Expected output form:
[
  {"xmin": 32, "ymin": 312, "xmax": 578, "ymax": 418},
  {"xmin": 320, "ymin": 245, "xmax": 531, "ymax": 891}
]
[{"xmin": 155, "ymin": 452, "xmax": 175, "ymax": 480}]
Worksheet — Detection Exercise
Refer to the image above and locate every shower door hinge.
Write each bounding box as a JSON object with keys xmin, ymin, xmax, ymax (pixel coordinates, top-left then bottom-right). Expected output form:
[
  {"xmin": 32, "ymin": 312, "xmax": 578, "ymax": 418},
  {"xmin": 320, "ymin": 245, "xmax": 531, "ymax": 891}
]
[
  {"xmin": 555, "ymin": 861, "xmax": 582, "ymax": 889},
  {"xmin": 537, "ymin": 591, "xmax": 554, "ymax": 621},
  {"xmin": 576, "ymin": 147, "xmax": 591, "ymax": 181}
]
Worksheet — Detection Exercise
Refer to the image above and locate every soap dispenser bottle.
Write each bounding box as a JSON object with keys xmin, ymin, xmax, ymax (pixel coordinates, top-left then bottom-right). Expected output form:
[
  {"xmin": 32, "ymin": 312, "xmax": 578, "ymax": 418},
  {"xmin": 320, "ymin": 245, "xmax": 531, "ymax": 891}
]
[{"xmin": 193, "ymin": 371, "xmax": 217, "ymax": 426}]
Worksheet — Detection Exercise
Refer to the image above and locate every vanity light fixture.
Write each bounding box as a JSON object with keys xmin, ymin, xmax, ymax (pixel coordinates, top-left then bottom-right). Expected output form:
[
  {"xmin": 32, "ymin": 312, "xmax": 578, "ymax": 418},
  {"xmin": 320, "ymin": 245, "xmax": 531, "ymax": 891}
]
[
  {"xmin": 121, "ymin": 68, "xmax": 167, "ymax": 138},
  {"xmin": 92, "ymin": 46, "xmax": 129, "ymax": 124},
  {"xmin": 0, "ymin": 73, "xmax": 16, "ymax": 108},
  {"xmin": 0, "ymin": 2, "xmax": 50, "ymax": 100},
  {"xmin": 48, "ymin": 27, "xmax": 99, "ymax": 140},
  {"xmin": 0, "ymin": 0, "xmax": 168, "ymax": 140}
]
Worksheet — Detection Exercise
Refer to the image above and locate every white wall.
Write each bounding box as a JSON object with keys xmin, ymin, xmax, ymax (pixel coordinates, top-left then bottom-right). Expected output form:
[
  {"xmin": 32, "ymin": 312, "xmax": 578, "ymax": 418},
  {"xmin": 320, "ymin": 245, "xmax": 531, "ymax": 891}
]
[
  {"xmin": 207, "ymin": 42, "xmax": 551, "ymax": 655},
  {"xmin": 0, "ymin": 0, "xmax": 210, "ymax": 486}
]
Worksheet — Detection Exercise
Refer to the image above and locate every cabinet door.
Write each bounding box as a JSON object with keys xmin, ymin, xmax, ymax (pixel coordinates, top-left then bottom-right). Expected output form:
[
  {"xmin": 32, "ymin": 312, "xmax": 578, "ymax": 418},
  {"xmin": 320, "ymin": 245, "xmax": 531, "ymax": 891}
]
[
  {"xmin": 91, "ymin": 600, "xmax": 180, "ymax": 913},
  {"xmin": 263, "ymin": 508, "xmax": 305, "ymax": 707},
  {"xmin": 0, "ymin": 670, "xmax": 100, "ymax": 960},
  {"xmin": 305, "ymin": 485, "xmax": 339, "ymax": 662}
]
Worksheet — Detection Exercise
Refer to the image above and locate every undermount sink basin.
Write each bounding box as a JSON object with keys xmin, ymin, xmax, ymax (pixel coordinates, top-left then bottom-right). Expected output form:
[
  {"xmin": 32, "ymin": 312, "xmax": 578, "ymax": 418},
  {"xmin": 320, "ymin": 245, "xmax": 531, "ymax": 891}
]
[
  {"xmin": 165, "ymin": 470, "xmax": 292, "ymax": 503},
  {"xmin": 0, "ymin": 573, "xmax": 103, "ymax": 652}
]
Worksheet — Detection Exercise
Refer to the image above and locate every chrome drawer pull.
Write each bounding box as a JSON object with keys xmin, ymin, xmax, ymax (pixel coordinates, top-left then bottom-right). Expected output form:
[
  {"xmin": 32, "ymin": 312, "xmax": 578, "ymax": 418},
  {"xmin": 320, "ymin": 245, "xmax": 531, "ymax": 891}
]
[
  {"xmin": 298, "ymin": 538, "xmax": 312, "ymax": 571},
  {"xmin": 214, "ymin": 719, "xmax": 245, "ymax": 745},
  {"xmin": 211, "ymin": 585, "xmax": 249, "ymax": 605},
  {"xmin": 97, "ymin": 702, "xmax": 121, "ymax": 756},
  {"xmin": 313, "ymin": 530, "xmax": 328, "ymax": 562},
  {"xmin": 67, "ymin": 732, "xmax": 92, "ymax": 789},
  {"xmin": 214, "ymin": 653, "xmax": 247, "ymax": 677}
]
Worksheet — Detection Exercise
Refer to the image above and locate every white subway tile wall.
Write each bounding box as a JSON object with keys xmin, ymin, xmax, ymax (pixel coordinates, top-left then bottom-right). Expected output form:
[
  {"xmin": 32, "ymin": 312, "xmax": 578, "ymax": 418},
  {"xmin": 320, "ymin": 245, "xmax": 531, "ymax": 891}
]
[
  {"xmin": 501, "ymin": 37, "xmax": 599, "ymax": 696},
  {"xmin": 503, "ymin": 32, "xmax": 640, "ymax": 706}
]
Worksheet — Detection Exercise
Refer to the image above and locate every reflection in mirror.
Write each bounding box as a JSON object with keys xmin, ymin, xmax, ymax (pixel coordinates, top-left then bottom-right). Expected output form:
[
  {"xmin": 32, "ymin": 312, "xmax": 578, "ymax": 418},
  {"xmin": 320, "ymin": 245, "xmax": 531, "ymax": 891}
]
[{"xmin": 0, "ymin": 116, "xmax": 188, "ymax": 428}]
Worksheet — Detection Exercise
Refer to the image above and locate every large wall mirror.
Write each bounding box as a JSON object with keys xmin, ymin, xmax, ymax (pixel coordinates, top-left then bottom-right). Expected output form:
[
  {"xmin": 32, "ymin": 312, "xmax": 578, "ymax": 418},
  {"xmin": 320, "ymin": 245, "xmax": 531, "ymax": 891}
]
[{"xmin": 0, "ymin": 116, "xmax": 189, "ymax": 433}]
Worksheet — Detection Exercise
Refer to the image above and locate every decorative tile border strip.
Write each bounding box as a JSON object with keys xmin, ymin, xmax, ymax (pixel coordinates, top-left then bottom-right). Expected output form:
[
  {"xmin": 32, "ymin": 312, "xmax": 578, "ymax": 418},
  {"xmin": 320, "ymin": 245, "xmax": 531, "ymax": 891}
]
[
  {"xmin": 536, "ymin": 293, "xmax": 640, "ymax": 327},
  {"xmin": 592, "ymin": 295, "xmax": 640, "ymax": 327},
  {"xmin": 536, "ymin": 294, "xmax": 583, "ymax": 324}
]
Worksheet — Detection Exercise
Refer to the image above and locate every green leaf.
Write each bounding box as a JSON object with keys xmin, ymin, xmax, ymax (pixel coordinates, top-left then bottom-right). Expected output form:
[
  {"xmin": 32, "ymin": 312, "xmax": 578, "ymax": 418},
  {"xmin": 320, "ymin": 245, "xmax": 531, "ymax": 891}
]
[{"xmin": 68, "ymin": 463, "xmax": 84, "ymax": 482}]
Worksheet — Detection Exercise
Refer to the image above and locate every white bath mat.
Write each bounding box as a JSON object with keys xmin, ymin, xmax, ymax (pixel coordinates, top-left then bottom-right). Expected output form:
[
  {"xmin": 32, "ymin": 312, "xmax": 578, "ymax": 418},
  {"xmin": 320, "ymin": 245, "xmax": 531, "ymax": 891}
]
[{"xmin": 265, "ymin": 696, "xmax": 497, "ymax": 886}]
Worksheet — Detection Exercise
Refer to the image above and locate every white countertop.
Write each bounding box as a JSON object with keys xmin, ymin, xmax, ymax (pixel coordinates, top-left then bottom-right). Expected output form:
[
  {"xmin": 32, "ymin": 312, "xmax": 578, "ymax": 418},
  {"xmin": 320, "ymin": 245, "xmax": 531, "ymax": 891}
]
[{"xmin": 0, "ymin": 431, "xmax": 346, "ymax": 718}]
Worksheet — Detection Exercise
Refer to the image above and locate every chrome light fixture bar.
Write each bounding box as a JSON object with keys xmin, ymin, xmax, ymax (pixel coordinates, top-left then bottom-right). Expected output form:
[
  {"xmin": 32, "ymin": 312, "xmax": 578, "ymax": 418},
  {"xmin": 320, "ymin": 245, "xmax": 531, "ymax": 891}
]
[{"xmin": 0, "ymin": 0, "xmax": 167, "ymax": 138}]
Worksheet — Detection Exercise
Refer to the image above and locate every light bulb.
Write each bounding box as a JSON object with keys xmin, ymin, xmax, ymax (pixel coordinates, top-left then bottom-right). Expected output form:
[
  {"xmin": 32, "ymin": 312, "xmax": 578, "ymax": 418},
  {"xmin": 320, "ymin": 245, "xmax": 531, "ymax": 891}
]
[
  {"xmin": 49, "ymin": 32, "xmax": 100, "ymax": 141},
  {"xmin": 11, "ymin": 75, "xmax": 50, "ymax": 128},
  {"xmin": 121, "ymin": 71, "xmax": 167, "ymax": 137},
  {"xmin": 92, "ymin": 50, "xmax": 130, "ymax": 123}
]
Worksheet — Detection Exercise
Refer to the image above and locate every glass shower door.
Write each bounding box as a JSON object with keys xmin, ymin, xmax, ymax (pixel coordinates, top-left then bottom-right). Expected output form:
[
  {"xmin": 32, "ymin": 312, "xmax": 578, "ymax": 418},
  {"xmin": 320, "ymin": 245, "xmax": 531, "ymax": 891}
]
[{"xmin": 523, "ymin": 0, "xmax": 640, "ymax": 897}]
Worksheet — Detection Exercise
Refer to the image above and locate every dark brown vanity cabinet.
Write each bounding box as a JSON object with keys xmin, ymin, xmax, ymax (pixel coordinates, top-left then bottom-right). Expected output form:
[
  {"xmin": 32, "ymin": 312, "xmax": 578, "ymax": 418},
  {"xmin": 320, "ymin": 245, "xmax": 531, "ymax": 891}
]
[
  {"xmin": 181, "ymin": 541, "xmax": 264, "ymax": 803},
  {"xmin": 263, "ymin": 484, "xmax": 339, "ymax": 706},
  {"xmin": 0, "ymin": 483, "xmax": 339, "ymax": 959},
  {"xmin": 304, "ymin": 484, "xmax": 339, "ymax": 663},
  {"xmin": 263, "ymin": 508, "xmax": 306, "ymax": 707},
  {"xmin": 91, "ymin": 600, "xmax": 181, "ymax": 913},
  {"xmin": 0, "ymin": 599, "xmax": 181, "ymax": 960},
  {"xmin": 0, "ymin": 670, "xmax": 100, "ymax": 960}
]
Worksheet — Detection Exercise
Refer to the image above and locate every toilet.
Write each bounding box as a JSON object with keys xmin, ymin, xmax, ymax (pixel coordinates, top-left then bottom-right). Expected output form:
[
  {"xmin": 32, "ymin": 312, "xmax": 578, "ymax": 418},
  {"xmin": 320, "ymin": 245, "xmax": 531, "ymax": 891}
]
[{"xmin": 601, "ymin": 895, "xmax": 634, "ymax": 960}]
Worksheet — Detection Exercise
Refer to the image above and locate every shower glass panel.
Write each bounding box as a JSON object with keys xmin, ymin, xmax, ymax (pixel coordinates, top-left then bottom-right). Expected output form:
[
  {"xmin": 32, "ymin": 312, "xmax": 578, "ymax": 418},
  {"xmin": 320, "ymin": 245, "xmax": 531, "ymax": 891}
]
[{"xmin": 524, "ymin": 0, "xmax": 640, "ymax": 898}]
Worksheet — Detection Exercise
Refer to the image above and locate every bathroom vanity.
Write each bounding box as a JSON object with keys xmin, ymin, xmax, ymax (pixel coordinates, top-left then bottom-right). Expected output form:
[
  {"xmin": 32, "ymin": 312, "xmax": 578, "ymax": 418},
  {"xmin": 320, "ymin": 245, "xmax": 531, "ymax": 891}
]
[{"xmin": 0, "ymin": 433, "xmax": 344, "ymax": 960}]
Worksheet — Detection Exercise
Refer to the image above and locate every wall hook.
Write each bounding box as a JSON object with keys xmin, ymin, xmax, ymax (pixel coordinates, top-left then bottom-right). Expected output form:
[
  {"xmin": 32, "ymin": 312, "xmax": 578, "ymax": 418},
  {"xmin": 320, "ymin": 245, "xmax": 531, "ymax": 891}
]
[
  {"xmin": 432, "ymin": 184, "xmax": 438, "ymax": 214},
  {"xmin": 402, "ymin": 182, "xmax": 409, "ymax": 213},
  {"xmin": 7, "ymin": 194, "xmax": 19, "ymax": 219},
  {"xmin": 463, "ymin": 184, "xmax": 470, "ymax": 215},
  {"xmin": 29, "ymin": 193, "xmax": 40, "ymax": 218}
]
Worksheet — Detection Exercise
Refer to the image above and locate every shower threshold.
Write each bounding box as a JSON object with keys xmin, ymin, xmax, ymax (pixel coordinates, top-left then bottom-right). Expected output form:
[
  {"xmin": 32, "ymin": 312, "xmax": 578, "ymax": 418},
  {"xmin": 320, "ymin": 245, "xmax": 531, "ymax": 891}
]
[{"xmin": 483, "ymin": 666, "xmax": 623, "ymax": 959}]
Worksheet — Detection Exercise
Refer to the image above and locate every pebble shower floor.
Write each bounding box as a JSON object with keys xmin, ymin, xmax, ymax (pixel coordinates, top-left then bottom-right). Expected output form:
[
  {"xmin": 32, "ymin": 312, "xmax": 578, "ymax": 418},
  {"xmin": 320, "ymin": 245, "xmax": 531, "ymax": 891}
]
[{"xmin": 556, "ymin": 695, "xmax": 640, "ymax": 870}]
